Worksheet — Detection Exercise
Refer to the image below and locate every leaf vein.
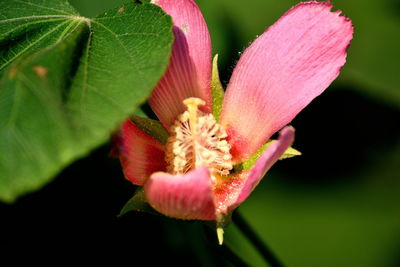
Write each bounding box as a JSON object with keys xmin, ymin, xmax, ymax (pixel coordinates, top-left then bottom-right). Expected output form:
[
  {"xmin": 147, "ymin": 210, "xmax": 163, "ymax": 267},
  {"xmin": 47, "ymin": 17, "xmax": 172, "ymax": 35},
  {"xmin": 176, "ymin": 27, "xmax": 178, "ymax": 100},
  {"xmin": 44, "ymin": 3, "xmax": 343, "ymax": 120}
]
[
  {"xmin": 0, "ymin": 20, "xmax": 71, "ymax": 71},
  {"xmin": 116, "ymin": 32, "xmax": 160, "ymax": 37},
  {"xmin": 55, "ymin": 19, "xmax": 81, "ymax": 43},
  {"xmin": 10, "ymin": 0, "xmax": 75, "ymax": 16},
  {"xmin": 0, "ymin": 18, "xmax": 66, "ymax": 39},
  {"xmin": 91, "ymin": 20, "xmax": 143, "ymax": 75},
  {"xmin": 87, "ymin": 84, "xmax": 124, "ymax": 113},
  {"xmin": 0, "ymin": 15, "xmax": 86, "ymax": 25},
  {"xmin": 78, "ymin": 28, "xmax": 93, "ymax": 127}
]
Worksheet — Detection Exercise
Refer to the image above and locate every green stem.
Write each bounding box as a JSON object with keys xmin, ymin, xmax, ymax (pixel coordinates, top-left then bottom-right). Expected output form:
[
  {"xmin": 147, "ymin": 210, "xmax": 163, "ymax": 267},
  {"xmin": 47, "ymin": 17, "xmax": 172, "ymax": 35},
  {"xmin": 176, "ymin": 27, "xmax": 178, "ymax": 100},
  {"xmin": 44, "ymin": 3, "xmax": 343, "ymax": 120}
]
[{"xmin": 233, "ymin": 211, "xmax": 285, "ymax": 267}]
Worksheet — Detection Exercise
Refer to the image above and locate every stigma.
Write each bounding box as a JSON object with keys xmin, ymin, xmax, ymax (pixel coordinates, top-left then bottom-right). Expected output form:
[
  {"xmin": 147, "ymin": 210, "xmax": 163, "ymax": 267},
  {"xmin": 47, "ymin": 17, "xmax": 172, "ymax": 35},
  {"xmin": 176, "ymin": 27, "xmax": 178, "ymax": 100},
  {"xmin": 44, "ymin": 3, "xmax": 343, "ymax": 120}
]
[{"xmin": 165, "ymin": 98, "xmax": 233, "ymax": 179}]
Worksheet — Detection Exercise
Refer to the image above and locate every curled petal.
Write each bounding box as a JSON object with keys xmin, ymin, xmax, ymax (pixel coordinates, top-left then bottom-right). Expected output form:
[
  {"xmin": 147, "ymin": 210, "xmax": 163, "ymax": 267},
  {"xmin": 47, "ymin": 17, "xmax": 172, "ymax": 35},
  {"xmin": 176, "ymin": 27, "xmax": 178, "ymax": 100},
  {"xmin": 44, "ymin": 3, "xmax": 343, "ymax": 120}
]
[
  {"xmin": 213, "ymin": 171, "xmax": 249, "ymax": 215},
  {"xmin": 118, "ymin": 120, "xmax": 167, "ymax": 186},
  {"xmin": 230, "ymin": 126, "xmax": 295, "ymax": 209},
  {"xmin": 145, "ymin": 167, "xmax": 216, "ymax": 220},
  {"xmin": 221, "ymin": 1, "xmax": 353, "ymax": 161},
  {"xmin": 150, "ymin": 0, "xmax": 212, "ymax": 128}
]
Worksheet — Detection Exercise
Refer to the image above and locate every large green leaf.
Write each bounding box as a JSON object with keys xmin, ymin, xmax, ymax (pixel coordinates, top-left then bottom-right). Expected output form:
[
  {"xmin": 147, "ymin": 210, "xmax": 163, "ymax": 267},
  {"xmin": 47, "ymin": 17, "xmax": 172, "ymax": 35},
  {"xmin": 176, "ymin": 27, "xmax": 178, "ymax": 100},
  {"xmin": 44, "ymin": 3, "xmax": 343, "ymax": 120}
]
[
  {"xmin": 0, "ymin": 0, "xmax": 173, "ymax": 202},
  {"xmin": 0, "ymin": 0, "xmax": 82, "ymax": 71}
]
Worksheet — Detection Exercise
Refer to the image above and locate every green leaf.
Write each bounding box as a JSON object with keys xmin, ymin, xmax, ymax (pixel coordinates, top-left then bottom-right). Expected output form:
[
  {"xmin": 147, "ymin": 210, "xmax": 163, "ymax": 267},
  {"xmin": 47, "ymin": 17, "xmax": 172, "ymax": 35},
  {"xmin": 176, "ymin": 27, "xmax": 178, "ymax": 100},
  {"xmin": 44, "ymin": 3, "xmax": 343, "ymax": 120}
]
[
  {"xmin": 131, "ymin": 115, "xmax": 169, "ymax": 144},
  {"xmin": 235, "ymin": 140, "xmax": 301, "ymax": 171},
  {"xmin": 0, "ymin": 0, "xmax": 83, "ymax": 71},
  {"xmin": 0, "ymin": 0, "xmax": 173, "ymax": 202},
  {"xmin": 211, "ymin": 54, "xmax": 224, "ymax": 121},
  {"xmin": 118, "ymin": 188, "xmax": 158, "ymax": 217},
  {"xmin": 68, "ymin": 0, "xmax": 125, "ymax": 18}
]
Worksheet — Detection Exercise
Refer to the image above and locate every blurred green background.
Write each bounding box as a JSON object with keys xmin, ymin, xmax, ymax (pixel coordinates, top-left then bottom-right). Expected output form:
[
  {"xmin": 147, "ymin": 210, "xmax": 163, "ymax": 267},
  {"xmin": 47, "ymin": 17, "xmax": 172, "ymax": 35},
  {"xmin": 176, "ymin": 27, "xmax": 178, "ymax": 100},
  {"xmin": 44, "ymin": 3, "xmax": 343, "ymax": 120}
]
[{"xmin": 1, "ymin": 0, "xmax": 399, "ymax": 266}]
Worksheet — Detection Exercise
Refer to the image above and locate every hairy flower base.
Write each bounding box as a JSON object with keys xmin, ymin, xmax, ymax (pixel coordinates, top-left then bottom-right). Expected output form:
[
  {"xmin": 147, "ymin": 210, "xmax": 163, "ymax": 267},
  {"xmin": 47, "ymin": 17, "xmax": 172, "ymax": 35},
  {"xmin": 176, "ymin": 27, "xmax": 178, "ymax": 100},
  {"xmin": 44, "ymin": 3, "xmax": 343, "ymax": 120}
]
[{"xmin": 165, "ymin": 98, "xmax": 233, "ymax": 178}]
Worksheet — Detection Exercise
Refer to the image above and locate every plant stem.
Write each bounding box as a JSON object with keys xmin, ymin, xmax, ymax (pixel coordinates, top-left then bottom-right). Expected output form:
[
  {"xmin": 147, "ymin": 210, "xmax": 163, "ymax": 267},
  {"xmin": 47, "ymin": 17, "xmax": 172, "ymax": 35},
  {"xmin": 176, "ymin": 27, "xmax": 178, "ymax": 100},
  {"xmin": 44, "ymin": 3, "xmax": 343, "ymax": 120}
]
[{"xmin": 233, "ymin": 211, "xmax": 285, "ymax": 267}]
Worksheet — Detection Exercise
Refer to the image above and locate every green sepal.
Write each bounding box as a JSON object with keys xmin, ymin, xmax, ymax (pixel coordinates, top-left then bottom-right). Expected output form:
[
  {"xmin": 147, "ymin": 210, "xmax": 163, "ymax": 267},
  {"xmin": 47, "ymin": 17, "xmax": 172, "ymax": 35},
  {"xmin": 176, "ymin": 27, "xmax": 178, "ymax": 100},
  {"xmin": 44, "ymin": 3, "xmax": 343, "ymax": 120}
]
[
  {"xmin": 118, "ymin": 188, "xmax": 159, "ymax": 217},
  {"xmin": 211, "ymin": 54, "xmax": 224, "ymax": 121},
  {"xmin": 133, "ymin": 108, "xmax": 148, "ymax": 118},
  {"xmin": 234, "ymin": 140, "xmax": 301, "ymax": 172},
  {"xmin": 279, "ymin": 145, "xmax": 302, "ymax": 159},
  {"xmin": 130, "ymin": 115, "xmax": 169, "ymax": 144}
]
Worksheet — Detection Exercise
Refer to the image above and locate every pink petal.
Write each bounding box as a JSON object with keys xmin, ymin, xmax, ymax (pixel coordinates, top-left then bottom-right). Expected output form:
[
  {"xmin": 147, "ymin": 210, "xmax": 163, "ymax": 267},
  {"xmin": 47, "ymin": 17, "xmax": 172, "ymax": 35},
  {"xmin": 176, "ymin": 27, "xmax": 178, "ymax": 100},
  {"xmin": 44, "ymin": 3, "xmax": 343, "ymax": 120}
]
[
  {"xmin": 149, "ymin": 0, "xmax": 212, "ymax": 128},
  {"xmin": 118, "ymin": 120, "xmax": 167, "ymax": 186},
  {"xmin": 220, "ymin": 1, "xmax": 353, "ymax": 161},
  {"xmin": 213, "ymin": 171, "xmax": 249, "ymax": 214},
  {"xmin": 214, "ymin": 127, "xmax": 294, "ymax": 213},
  {"xmin": 230, "ymin": 126, "xmax": 295, "ymax": 209},
  {"xmin": 144, "ymin": 166, "xmax": 216, "ymax": 220}
]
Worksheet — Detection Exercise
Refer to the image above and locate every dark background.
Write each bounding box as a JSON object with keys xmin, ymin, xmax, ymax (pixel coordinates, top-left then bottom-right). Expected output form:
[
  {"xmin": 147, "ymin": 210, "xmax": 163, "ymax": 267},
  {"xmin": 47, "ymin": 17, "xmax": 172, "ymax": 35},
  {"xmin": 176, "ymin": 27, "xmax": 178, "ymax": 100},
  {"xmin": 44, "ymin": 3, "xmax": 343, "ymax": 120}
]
[{"xmin": 1, "ymin": 0, "xmax": 399, "ymax": 266}]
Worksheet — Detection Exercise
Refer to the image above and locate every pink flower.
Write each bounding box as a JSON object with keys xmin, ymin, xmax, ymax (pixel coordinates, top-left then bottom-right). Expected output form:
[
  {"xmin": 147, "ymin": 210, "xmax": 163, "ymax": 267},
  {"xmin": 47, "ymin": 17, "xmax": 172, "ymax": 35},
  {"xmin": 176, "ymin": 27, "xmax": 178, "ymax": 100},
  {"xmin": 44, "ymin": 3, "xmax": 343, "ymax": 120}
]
[{"xmin": 117, "ymin": 0, "xmax": 353, "ymax": 224}]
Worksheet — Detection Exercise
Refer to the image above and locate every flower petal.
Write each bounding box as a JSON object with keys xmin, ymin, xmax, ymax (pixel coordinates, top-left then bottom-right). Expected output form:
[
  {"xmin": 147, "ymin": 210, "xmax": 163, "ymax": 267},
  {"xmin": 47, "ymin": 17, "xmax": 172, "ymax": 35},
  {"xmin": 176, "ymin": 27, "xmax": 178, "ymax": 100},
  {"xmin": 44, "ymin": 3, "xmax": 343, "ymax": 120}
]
[
  {"xmin": 213, "ymin": 171, "xmax": 249, "ymax": 214},
  {"xmin": 145, "ymin": 166, "xmax": 216, "ymax": 220},
  {"xmin": 149, "ymin": 0, "xmax": 212, "ymax": 128},
  {"xmin": 230, "ymin": 126, "xmax": 295, "ymax": 209},
  {"xmin": 220, "ymin": 1, "xmax": 353, "ymax": 161},
  {"xmin": 214, "ymin": 127, "xmax": 294, "ymax": 213},
  {"xmin": 118, "ymin": 120, "xmax": 167, "ymax": 186}
]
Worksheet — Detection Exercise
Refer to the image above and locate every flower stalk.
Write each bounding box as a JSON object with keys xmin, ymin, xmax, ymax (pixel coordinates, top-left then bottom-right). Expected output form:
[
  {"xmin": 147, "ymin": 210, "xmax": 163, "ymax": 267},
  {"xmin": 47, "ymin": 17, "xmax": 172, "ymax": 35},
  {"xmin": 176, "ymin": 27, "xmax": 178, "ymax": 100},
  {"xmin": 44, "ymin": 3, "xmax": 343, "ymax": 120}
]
[{"xmin": 233, "ymin": 211, "xmax": 284, "ymax": 267}]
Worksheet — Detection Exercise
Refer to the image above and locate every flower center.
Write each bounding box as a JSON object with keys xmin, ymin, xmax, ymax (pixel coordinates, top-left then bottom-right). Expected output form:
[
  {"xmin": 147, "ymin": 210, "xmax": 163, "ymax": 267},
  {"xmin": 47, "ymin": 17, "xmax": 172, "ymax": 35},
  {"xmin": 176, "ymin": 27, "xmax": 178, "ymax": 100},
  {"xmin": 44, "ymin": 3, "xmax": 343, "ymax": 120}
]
[{"xmin": 165, "ymin": 98, "xmax": 233, "ymax": 178}]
